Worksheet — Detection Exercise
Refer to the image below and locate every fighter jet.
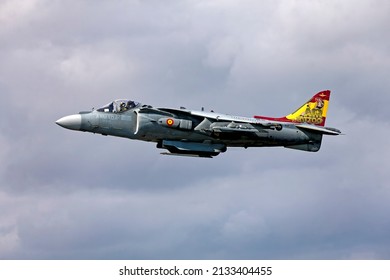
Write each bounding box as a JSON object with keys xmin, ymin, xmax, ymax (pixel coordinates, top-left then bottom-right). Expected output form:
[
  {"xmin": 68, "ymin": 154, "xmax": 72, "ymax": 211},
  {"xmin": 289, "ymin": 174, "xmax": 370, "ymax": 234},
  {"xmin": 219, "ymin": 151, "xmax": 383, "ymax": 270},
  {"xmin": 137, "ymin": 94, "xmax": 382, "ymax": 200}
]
[{"xmin": 56, "ymin": 90, "xmax": 341, "ymax": 158}]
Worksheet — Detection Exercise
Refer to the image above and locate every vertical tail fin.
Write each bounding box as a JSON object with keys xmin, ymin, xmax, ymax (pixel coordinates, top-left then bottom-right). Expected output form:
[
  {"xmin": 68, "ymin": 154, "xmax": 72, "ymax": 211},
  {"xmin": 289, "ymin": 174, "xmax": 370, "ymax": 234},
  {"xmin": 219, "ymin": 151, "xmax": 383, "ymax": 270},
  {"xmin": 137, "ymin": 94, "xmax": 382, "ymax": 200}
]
[
  {"xmin": 254, "ymin": 90, "xmax": 331, "ymax": 127},
  {"xmin": 285, "ymin": 90, "xmax": 330, "ymax": 126}
]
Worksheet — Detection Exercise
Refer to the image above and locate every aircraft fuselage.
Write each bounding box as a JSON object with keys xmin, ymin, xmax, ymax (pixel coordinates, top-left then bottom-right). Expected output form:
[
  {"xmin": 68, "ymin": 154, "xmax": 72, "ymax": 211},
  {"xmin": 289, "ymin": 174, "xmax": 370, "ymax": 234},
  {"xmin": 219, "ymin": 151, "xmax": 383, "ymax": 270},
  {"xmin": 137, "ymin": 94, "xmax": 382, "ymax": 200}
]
[{"xmin": 56, "ymin": 91, "xmax": 341, "ymax": 157}]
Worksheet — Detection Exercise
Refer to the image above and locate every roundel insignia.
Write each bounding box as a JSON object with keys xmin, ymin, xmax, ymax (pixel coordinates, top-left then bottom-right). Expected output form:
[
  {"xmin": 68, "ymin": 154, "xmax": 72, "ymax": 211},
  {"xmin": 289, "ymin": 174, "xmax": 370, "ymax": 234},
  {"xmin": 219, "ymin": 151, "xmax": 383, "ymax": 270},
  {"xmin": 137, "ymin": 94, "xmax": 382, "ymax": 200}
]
[{"xmin": 166, "ymin": 118, "xmax": 174, "ymax": 126}]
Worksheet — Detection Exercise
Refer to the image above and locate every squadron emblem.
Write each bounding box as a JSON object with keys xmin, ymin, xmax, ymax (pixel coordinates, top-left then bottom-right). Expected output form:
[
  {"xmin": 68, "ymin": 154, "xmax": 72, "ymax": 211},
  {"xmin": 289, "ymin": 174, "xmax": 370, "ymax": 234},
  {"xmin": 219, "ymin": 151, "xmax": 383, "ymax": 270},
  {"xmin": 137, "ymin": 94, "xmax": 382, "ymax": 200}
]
[{"xmin": 297, "ymin": 97, "xmax": 324, "ymax": 124}]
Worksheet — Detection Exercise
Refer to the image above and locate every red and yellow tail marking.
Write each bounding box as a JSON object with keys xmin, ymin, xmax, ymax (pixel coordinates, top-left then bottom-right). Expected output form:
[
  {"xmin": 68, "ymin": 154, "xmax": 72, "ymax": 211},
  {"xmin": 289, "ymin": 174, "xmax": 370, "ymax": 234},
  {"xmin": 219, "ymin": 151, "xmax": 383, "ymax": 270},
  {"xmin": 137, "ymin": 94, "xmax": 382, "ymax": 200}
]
[
  {"xmin": 254, "ymin": 90, "xmax": 331, "ymax": 127},
  {"xmin": 285, "ymin": 90, "xmax": 330, "ymax": 126}
]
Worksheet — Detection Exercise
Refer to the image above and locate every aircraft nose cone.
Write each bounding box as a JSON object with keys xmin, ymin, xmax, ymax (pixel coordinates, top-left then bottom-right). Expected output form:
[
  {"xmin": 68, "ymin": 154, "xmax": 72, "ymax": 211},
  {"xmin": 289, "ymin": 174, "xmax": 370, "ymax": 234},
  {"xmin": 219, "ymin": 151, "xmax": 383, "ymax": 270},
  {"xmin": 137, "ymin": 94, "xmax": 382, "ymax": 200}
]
[{"xmin": 56, "ymin": 114, "xmax": 82, "ymax": 130}]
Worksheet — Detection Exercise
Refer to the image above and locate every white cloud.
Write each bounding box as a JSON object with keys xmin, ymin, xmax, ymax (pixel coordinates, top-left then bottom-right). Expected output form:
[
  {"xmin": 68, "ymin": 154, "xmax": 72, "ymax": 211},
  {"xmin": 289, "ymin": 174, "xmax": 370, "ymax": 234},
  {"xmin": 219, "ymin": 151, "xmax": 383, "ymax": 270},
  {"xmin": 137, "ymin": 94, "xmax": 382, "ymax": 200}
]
[
  {"xmin": 1, "ymin": 0, "xmax": 390, "ymax": 260},
  {"xmin": 58, "ymin": 44, "xmax": 136, "ymax": 88},
  {"xmin": 0, "ymin": 0, "xmax": 42, "ymax": 28}
]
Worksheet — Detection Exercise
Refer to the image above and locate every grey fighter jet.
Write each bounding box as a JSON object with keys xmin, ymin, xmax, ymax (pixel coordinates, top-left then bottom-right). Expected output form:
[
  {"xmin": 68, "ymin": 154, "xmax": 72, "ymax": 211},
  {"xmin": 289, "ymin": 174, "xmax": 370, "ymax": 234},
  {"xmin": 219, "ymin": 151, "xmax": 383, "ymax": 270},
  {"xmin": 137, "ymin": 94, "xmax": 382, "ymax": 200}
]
[{"xmin": 56, "ymin": 90, "xmax": 341, "ymax": 158}]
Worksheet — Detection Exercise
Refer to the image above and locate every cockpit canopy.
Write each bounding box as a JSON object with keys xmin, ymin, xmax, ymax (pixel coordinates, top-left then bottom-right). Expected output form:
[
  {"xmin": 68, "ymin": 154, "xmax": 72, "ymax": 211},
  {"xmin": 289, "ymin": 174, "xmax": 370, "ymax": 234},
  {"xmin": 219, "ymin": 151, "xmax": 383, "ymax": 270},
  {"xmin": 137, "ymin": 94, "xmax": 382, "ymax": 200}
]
[{"xmin": 97, "ymin": 99, "xmax": 140, "ymax": 113}]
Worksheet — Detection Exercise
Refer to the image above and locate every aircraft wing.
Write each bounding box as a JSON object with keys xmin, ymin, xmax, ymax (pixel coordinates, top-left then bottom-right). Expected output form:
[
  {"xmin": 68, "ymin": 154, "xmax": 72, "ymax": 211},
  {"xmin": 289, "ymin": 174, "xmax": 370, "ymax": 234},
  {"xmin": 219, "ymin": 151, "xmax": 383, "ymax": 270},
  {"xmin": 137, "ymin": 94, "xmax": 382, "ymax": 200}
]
[{"xmin": 157, "ymin": 107, "xmax": 274, "ymax": 126}]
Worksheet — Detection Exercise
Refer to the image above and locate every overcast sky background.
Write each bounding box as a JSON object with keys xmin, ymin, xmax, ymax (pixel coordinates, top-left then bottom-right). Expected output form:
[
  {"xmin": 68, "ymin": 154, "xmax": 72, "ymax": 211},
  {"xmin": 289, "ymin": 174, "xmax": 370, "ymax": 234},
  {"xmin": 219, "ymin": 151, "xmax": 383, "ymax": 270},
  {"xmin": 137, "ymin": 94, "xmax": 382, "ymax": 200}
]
[{"xmin": 1, "ymin": 0, "xmax": 390, "ymax": 259}]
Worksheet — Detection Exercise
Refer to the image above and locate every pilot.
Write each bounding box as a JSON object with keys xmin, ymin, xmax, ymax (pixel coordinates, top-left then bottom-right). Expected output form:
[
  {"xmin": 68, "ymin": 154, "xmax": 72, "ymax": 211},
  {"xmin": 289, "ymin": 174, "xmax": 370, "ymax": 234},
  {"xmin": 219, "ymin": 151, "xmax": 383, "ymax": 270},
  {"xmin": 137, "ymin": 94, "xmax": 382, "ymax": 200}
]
[{"xmin": 120, "ymin": 102, "xmax": 127, "ymax": 112}]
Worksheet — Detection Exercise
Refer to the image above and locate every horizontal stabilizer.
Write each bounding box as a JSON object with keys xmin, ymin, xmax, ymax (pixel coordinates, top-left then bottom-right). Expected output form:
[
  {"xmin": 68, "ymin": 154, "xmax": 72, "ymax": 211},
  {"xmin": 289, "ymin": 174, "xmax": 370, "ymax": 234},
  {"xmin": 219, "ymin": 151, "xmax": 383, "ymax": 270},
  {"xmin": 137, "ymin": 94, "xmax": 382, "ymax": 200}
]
[{"xmin": 296, "ymin": 124, "xmax": 342, "ymax": 135}]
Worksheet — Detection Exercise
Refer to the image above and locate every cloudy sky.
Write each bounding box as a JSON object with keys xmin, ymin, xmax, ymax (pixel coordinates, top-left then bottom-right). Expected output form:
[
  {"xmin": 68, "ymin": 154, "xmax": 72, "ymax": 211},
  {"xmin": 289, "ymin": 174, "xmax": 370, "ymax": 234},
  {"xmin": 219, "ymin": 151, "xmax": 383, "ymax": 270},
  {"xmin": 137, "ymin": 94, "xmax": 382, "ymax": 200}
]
[{"xmin": 1, "ymin": 0, "xmax": 390, "ymax": 259}]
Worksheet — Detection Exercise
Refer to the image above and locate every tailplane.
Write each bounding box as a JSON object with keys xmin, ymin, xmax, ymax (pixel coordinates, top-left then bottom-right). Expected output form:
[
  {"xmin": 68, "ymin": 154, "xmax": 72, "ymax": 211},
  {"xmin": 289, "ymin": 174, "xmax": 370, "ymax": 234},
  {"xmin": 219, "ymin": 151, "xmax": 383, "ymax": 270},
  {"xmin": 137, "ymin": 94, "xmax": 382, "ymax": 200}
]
[{"xmin": 254, "ymin": 90, "xmax": 331, "ymax": 127}]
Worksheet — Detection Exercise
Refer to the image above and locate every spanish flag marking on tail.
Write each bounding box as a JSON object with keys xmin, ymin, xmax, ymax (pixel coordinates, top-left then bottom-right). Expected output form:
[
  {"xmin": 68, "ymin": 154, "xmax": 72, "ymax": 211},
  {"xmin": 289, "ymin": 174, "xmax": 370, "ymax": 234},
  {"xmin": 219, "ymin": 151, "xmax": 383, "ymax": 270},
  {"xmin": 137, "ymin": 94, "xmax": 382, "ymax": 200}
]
[
  {"xmin": 253, "ymin": 90, "xmax": 331, "ymax": 127},
  {"xmin": 285, "ymin": 90, "xmax": 330, "ymax": 126}
]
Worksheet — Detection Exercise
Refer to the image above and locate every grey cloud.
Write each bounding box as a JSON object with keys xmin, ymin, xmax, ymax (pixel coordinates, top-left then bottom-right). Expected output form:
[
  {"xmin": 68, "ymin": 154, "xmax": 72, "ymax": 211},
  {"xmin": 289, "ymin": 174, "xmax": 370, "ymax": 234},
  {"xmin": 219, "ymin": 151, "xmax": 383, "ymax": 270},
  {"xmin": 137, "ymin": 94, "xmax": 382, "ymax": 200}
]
[{"xmin": 1, "ymin": 0, "xmax": 390, "ymax": 259}]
